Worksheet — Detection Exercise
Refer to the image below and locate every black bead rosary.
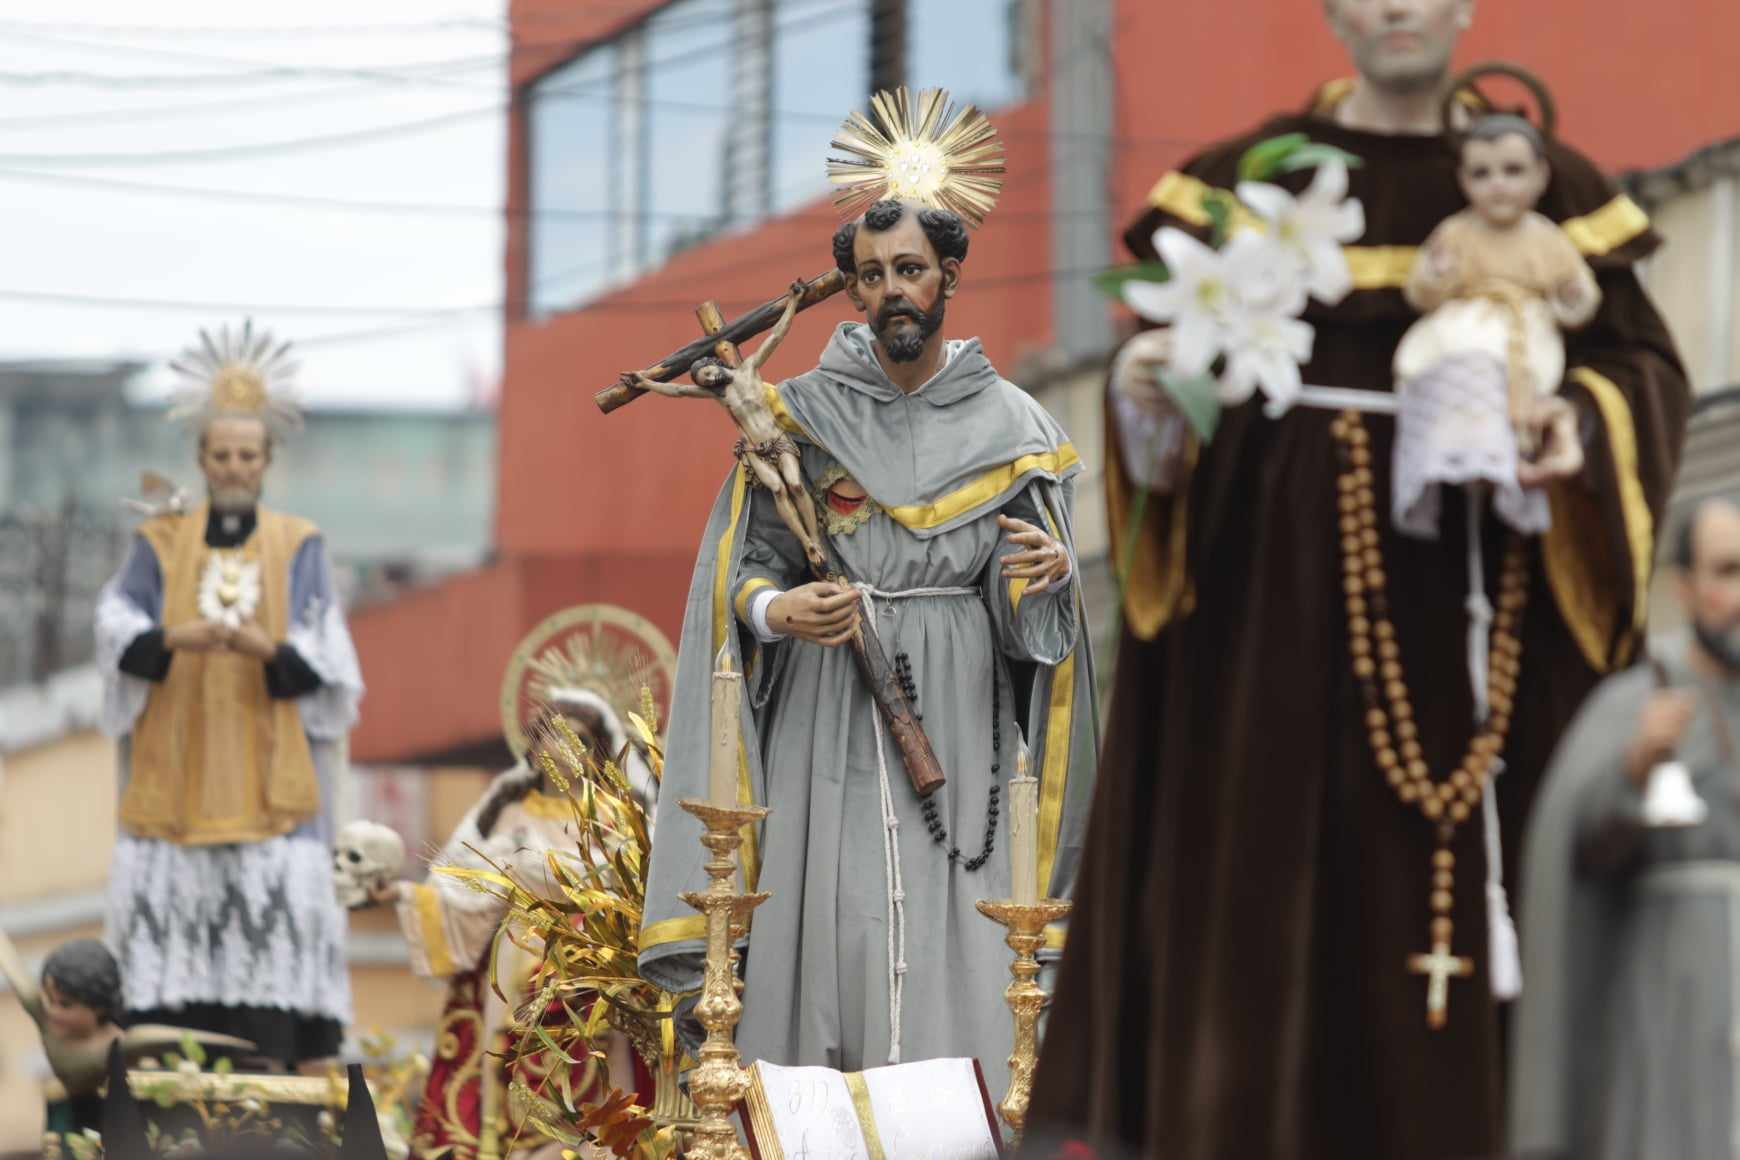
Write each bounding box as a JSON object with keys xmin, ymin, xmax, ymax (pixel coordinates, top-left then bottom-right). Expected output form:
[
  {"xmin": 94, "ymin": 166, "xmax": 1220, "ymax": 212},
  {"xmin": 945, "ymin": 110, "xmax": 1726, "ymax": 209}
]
[
  {"xmin": 893, "ymin": 651, "xmax": 921, "ymax": 721},
  {"xmin": 907, "ymin": 651, "xmax": 1002, "ymax": 872}
]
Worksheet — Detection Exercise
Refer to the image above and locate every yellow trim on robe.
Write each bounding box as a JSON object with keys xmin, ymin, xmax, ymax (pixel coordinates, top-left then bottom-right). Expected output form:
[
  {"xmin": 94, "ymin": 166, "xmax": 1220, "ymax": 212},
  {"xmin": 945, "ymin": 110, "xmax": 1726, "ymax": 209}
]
[
  {"xmin": 1038, "ymin": 650, "xmax": 1075, "ymax": 895},
  {"xmin": 1107, "ymin": 411, "xmax": 1197, "ymax": 642},
  {"xmin": 1044, "ymin": 924, "xmax": 1067, "ymax": 952},
  {"xmin": 1562, "ymin": 195, "xmax": 1652, "ymax": 258},
  {"xmin": 639, "ymin": 914, "xmax": 707, "ymax": 953},
  {"xmin": 883, "ymin": 445, "xmax": 1081, "ymax": 532},
  {"xmin": 1342, "ymin": 246, "xmax": 1419, "ymax": 291},
  {"xmin": 765, "ymin": 381, "xmax": 804, "ymax": 436},
  {"xmin": 734, "ymin": 577, "xmax": 776, "ymax": 624},
  {"xmin": 1008, "ymin": 576, "xmax": 1030, "ymax": 618},
  {"xmin": 1035, "ymin": 498, "xmax": 1074, "ymax": 897},
  {"xmin": 710, "ymin": 464, "xmax": 761, "ymax": 892},
  {"xmin": 1144, "ymin": 169, "xmax": 1651, "ymax": 286},
  {"xmin": 411, "ymin": 883, "xmax": 456, "ymax": 978},
  {"xmin": 842, "ymin": 1072, "xmax": 889, "ymax": 1160},
  {"xmin": 1543, "ymin": 368, "xmax": 1654, "ymax": 672},
  {"xmin": 1143, "ymin": 171, "xmax": 1260, "ymax": 233}
]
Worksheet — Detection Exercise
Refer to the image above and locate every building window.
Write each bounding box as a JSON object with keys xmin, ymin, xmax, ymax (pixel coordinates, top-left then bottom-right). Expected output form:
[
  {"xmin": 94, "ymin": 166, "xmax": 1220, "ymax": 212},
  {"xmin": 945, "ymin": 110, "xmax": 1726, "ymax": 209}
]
[
  {"xmin": 907, "ymin": 0, "xmax": 1025, "ymax": 112},
  {"xmin": 522, "ymin": 0, "xmax": 1027, "ymax": 318},
  {"xmin": 641, "ymin": 0, "xmax": 738, "ymax": 266},
  {"xmin": 526, "ymin": 46, "xmax": 620, "ymax": 319},
  {"xmin": 771, "ymin": 0, "xmax": 871, "ymax": 214}
]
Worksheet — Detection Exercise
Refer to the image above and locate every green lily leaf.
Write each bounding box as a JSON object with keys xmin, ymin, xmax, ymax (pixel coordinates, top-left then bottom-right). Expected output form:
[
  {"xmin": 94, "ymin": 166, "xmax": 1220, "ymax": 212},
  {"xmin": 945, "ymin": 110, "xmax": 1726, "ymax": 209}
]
[
  {"xmin": 1202, "ymin": 191, "xmax": 1234, "ymax": 247},
  {"xmin": 1277, "ymin": 144, "xmax": 1364, "ymax": 173},
  {"xmin": 1092, "ymin": 261, "xmax": 1170, "ymax": 302},
  {"xmin": 1236, "ymin": 132, "xmax": 1310, "ymax": 182},
  {"xmin": 1160, "ymin": 371, "xmax": 1223, "ymax": 442}
]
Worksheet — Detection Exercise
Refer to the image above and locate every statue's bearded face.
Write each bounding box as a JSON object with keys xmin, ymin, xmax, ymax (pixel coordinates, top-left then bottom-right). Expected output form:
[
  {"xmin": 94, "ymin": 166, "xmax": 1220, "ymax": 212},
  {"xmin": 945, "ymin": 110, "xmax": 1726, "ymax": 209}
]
[
  {"xmin": 198, "ymin": 414, "xmax": 272, "ymax": 513},
  {"xmin": 1325, "ymin": 0, "xmax": 1472, "ymax": 91},
  {"xmin": 847, "ymin": 212, "xmax": 957, "ymax": 364},
  {"xmin": 1682, "ymin": 501, "xmax": 1740, "ymax": 673}
]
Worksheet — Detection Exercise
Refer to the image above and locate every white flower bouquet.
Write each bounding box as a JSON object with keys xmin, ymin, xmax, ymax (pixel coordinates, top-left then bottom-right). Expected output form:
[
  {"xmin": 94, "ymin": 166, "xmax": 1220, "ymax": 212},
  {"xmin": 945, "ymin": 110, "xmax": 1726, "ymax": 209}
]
[{"xmin": 1096, "ymin": 134, "xmax": 1366, "ymax": 438}]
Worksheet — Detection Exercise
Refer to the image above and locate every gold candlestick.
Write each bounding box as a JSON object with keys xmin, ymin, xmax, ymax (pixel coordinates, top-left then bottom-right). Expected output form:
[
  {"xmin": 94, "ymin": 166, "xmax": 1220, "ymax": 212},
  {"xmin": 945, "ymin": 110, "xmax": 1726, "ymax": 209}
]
[
  {"xmin": 678, "ymin": 798, "xmax": 770, "ymax": 1160},
  {"xmin": 975, "ymin": 897, "xmax": 1072, "ymax": 1143}
]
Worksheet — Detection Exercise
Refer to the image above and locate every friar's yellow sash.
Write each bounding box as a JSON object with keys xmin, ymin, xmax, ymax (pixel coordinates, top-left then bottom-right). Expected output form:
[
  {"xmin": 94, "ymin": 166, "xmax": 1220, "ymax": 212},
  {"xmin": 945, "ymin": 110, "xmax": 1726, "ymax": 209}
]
[{"xmin": 121, "ymin": 505, "xmax": 322, "ymax": 845}]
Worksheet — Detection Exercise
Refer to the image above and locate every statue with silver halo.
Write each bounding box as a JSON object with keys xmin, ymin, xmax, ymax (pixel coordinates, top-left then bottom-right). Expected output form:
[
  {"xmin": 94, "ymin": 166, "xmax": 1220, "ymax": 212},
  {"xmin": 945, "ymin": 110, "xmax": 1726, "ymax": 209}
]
[{"xmin": 93, "ymin": 321, "xmax": 365, "ymax": 1074}]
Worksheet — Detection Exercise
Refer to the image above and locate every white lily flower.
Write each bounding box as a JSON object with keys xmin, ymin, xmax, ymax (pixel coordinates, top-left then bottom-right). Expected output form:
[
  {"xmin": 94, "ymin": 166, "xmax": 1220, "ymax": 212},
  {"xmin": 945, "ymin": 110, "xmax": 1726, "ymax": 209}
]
[
  {"xmin": 1236, "ymin": 158, "xmax": 1365, "ymax": 305},
  {"xmin": 1121, "ymin": 227, "xmax": 1242, "ymax": 375},
  {"xmin": 1220, "ymin": 310, "xmax": 1316, "ymax": 409}
]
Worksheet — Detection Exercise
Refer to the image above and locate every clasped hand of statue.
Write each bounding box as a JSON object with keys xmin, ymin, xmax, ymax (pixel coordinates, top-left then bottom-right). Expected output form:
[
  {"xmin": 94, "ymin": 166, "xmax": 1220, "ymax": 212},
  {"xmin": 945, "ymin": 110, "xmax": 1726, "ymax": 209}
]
[
  {"xmin": 169, "ymin": 618, "xmax": 276, "ymax": 660},
  {"xmin": 998, "ymin": 514, "xmax": 1071, "ymax": 595}
]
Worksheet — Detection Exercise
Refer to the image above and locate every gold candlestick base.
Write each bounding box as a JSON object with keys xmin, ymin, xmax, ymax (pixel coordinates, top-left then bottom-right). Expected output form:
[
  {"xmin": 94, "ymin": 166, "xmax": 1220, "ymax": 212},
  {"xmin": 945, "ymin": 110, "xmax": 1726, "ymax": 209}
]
[
  {"xmin": 677, "ymin": 798, "xmax": 770, "ymax": 1160},
  {"xmin": 975, "ymin": 897, "xmax": 1072, "ymax": 1143}
]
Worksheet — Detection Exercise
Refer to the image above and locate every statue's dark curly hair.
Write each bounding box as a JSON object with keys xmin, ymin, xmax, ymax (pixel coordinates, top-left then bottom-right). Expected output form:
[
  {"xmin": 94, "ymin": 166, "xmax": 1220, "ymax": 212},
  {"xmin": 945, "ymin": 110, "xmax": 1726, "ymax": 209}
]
[{"xmin": 832, "ymin": 199, "xmax": 970, "ymax": 275}]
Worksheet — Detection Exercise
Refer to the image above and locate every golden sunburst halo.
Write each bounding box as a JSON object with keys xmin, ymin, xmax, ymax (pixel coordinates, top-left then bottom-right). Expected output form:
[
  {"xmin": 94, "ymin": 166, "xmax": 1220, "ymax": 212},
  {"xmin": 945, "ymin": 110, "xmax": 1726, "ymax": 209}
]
[
  {"xmin": 827, "ymin": 86, "xmax": 1006, "ymax": 228},
  {"xmin": 498, "ymin": 604, "xmax": 677, "ymax": 758},
  {"xmin": 166, "ymin": 318, "xmax": 302, "ymax": 434}
]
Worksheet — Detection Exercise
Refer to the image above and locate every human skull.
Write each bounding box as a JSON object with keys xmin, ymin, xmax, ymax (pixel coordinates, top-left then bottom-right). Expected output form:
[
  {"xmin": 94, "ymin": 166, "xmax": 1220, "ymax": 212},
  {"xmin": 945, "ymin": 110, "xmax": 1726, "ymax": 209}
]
[{"xmin": 332, "ymin": 821, "xmax": 406, "ymax": 909}]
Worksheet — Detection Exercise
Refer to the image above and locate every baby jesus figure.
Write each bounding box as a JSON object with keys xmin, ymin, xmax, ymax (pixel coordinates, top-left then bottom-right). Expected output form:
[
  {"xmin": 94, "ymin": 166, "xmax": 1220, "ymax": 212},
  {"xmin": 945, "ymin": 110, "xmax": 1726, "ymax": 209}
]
[{"xmin": 1391, "ymin": 113, "xmax": 1599, "ymax": 538}]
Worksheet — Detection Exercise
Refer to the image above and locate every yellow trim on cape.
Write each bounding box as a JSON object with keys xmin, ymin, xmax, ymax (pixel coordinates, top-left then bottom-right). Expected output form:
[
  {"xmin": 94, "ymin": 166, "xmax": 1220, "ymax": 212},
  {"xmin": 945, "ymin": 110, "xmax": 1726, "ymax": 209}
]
[
  {"xmin": 1543, "ymin": 367, "xmax": 1654, "ymax": 672},
  {"xmin": 1035, "ymin": 499, "xmax": 1073, "ymax": 896},
  {"xmin": 843, "ymin": 1072, "xmax": 889, "ymax": 1160},
  {"xmin": 639, "ymin": 914, "xmax": 706, "ymax": 952},
  {"xmin": 734, "ymin": 577, "xmax": 776, "ymax": 624},
  {"xmin": 765, "ymin": 381, "xmax": 804, "ymax": 436},
  {"xmin": 883, "ymin": 445, "xmax": 1080, "ymax": 532},
  {"xmin": 411, "ymin": 883, "xmax": 456, "ymax": 977},
  {"xmin": 711, "ymin": 464, "xmax": 760, "ymax": 891},
  {"xmin": 1144, "ymin": 171, "xmax": 1651, "ymax": 287},
  {"xmin": 1044, "ymin": 924, "xmax": 1067, "ymax": 952}
]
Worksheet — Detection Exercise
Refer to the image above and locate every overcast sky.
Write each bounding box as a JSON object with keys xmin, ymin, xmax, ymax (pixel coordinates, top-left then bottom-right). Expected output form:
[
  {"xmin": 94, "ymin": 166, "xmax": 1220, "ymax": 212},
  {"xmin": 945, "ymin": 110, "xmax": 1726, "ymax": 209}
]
[{"xmin": 0, "ymin": 0, "xmax": 507, "ymax": 410}]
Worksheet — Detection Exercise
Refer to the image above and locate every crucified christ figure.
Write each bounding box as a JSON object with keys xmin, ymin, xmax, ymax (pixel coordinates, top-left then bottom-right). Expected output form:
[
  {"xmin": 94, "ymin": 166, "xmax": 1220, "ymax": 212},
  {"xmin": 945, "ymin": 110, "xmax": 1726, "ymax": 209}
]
[{"xmin": 621, "ymin": 279, "xmax": 826, "ymax": 574}]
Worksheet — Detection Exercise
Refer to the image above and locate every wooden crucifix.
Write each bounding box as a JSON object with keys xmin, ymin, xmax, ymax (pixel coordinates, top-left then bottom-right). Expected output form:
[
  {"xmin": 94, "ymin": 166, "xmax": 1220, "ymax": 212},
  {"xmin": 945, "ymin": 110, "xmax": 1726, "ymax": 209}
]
[
  {"xmin": 1407, "ymin": 940, "xmax": 1474, "ymax": 1030},
  {"xmin": 604, "ymin": 279, "xmax": 946, "ymax": 798}
]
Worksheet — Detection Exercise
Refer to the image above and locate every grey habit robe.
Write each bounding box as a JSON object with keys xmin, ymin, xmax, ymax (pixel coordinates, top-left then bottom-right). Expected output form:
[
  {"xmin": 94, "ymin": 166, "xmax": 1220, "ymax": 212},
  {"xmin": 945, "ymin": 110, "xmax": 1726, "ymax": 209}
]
[
  {"xmin": 1512, "ymin": 630, "xmax": 1740, "ymax": 1159},
  {"xmin": 638, "ymin": 323, "xmax": 1098, "ymax": 1074}
]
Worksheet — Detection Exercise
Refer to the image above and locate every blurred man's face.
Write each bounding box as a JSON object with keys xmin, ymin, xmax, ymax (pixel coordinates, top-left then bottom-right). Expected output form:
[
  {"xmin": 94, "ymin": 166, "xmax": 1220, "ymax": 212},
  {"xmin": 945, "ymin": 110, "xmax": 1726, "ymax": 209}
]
[
  {"xmin": 199, "ymin": 415, "xmax": 271, "ymax": 513},
  {"xmin": 1325, "ymin": 0, "xmax": 1472, "ymax": 91},
  {"xmin": 1681, "ymin": 501, "xmax": 1740, "ymax": 672}
]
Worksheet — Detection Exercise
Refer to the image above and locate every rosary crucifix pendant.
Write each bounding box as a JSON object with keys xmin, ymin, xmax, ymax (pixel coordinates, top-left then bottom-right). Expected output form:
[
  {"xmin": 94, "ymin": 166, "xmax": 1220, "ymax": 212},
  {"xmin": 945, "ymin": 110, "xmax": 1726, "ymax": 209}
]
[
  {"xmin": 1408, "ymin": 837, "xmax": 1474, "ymax": 1029},
  {"xmin": 1407, "ymin": 939, "xmax": 1474, "ymax": 1029}
]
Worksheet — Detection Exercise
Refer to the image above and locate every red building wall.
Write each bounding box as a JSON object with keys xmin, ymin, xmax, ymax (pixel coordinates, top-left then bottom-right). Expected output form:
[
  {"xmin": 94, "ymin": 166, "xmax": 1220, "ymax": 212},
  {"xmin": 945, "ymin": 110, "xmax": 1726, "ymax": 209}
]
[{"xmin": 352, "ymin": 0, "xmax": 1737, "ymax": 762}]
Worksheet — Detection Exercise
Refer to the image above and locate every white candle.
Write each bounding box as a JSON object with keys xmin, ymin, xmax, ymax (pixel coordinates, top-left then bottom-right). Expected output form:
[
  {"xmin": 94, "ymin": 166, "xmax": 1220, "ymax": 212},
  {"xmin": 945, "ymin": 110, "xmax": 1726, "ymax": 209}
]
[
  {"xmin": 709, "ymin": 657, "xmax": 742, "ymax": 808},
  {"xmin": 1009, "ymin": 748, "xmax": 1040, "ymax": 906}
]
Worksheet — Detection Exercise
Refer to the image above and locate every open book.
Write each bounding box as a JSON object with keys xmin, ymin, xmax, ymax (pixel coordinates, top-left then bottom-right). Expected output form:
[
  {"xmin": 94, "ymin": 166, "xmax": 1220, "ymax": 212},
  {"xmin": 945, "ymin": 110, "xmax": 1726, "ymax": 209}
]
[{"xmin": 740, "ymin": 1057, "xmax": 1003, "ymax": 1159}]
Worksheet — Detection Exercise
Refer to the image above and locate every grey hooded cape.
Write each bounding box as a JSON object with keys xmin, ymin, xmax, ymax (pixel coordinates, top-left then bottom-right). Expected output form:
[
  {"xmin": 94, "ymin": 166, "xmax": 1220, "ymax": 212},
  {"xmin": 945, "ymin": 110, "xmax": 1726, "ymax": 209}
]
[{"xmin": 638, "ymin": 323, "xmax": 1098, "ymax": 1074}]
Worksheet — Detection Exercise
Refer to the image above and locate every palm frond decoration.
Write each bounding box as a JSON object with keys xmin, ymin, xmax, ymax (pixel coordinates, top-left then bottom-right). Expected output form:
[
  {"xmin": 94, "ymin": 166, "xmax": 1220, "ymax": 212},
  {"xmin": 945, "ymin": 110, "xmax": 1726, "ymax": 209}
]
[{"xmin": 436, "ymin": 706, "xmax": 680, "ymax": 1158}]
